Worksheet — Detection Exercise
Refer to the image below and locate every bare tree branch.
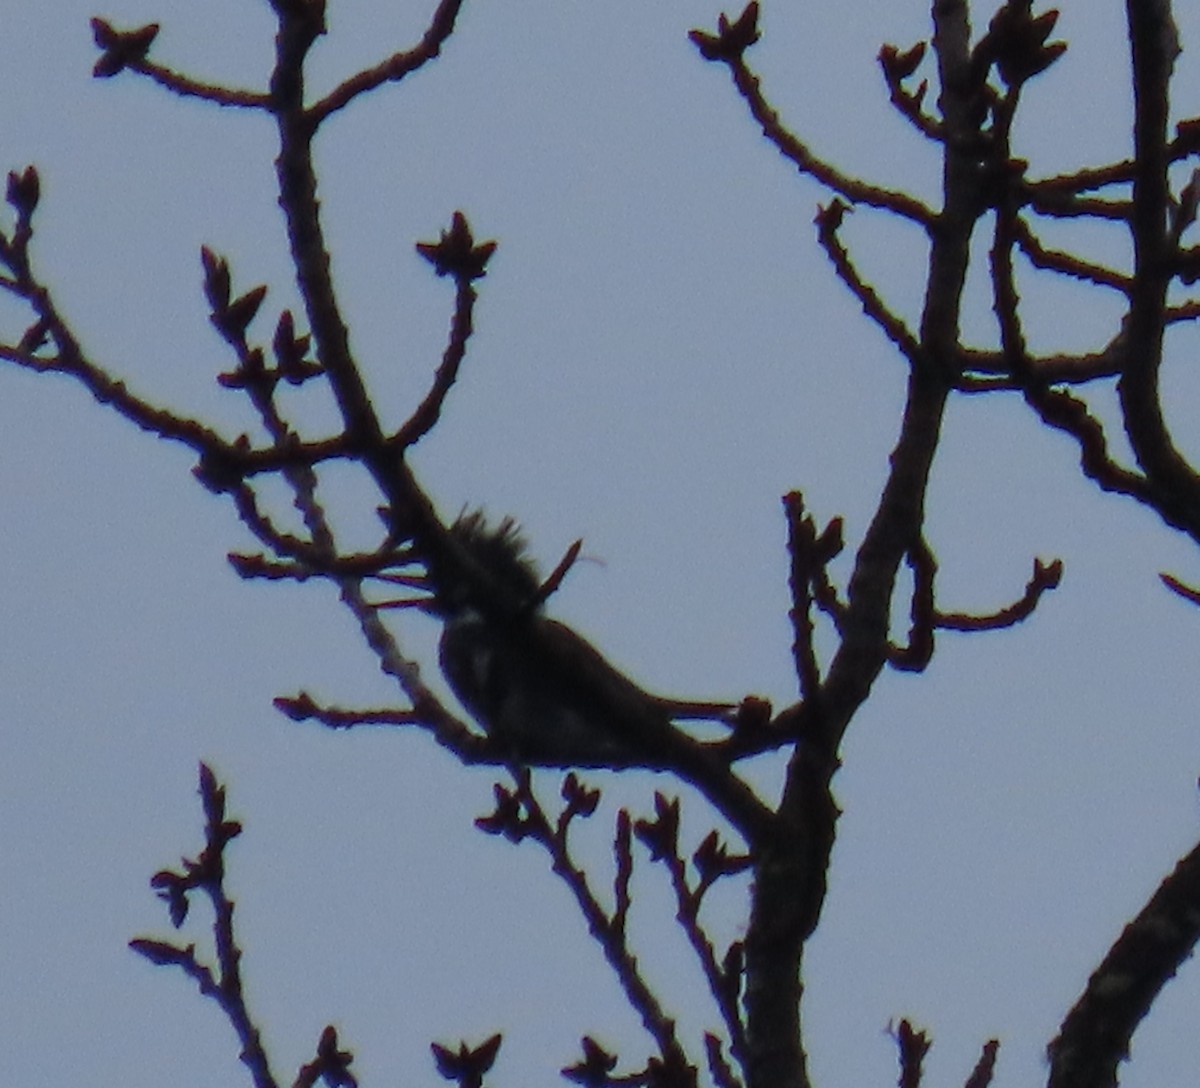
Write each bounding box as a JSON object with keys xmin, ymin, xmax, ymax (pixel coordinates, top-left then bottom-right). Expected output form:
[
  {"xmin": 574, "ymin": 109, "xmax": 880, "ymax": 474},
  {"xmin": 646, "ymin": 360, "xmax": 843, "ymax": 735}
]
[
  {"xmin": 309, "ymin": 0, "xmax": 469, "ymax": 125},
  {"xmin": 1048, "ymin": 835, "xmax": 1200, "ymax": 1088},
  {"xmin": 478, "ymin": 774, "xmax": 697, "ymax": 1081},
  {"xmin": 91, "ymin": 18, "xmax": 270, "ymax": 106},
  {"xmin": 815, "ymin": 200, "xmax": 923, "ymax": 363},
  {"xmin": 130, "ymin": 765, "xmax": 283, "ymax": 1088},
  {"xmin": 691, "ymin": 4, "xmax": 936, "ymax": 227}
]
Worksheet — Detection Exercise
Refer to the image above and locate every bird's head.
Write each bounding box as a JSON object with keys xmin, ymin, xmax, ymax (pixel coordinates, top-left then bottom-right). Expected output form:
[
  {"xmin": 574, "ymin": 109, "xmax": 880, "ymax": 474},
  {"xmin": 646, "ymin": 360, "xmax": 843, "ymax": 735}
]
[{"xmin": 431, "ymin": 509, "xmax": 543, "ymax": 620}]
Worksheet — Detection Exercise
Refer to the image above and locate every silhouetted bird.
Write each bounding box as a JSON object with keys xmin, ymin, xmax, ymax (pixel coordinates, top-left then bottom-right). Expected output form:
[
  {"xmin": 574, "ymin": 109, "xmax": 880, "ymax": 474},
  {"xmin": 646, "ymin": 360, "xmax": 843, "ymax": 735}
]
[{"xmin": 434, "ymin": 512, "xmax": 730, "ymax": 769}]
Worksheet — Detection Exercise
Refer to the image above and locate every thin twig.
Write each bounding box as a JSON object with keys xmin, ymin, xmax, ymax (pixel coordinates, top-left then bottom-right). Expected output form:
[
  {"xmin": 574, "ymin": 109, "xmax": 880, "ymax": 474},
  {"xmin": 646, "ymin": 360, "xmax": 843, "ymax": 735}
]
[
  {"xmin": 936, "ymin": 558, "xmax": 1063, "ymax": 631},
  {"xmin": 815, "ymin": 200, "xmax": 924, "ymax": 364},
  {"xmin": 727, "ymin": 56, "xmax": 936, "ymax": 226},
  {"xmin": 131, "ymin": 59, "xmax": 271, "ymax": 109},
  {"xmin": 1012, "ymin": 218, "xmax": 1131, "ymax": 292},
  {"xmin": 130, "ymin": 766, "xmax": 281, "ymax": 1088},
  {"xmin": 308, "ymin": 0, "xmax": 469, "ymax": 125},
  {"xmin": 482, "ymin": 774, "xmax": 696, "ymax": 1077},
  {"xmin": 392, "ymin": 277, "xmax": 481, "ymax": 450}
]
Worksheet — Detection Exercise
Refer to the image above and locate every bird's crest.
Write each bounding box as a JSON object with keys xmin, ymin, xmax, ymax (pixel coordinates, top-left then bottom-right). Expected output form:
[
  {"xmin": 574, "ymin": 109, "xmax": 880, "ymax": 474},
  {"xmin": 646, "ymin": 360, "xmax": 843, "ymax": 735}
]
[{"xmin": 449, "ymin": 509, "xmax": 542, "ymax": 607}]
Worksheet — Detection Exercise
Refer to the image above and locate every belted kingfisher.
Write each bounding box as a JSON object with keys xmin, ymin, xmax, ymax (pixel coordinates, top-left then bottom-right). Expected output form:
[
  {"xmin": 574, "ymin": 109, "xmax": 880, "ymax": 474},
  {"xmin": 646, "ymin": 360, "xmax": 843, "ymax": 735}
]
[{"xmin": 432, "ymin": 512, "xmax": 731, "ymax": 769}]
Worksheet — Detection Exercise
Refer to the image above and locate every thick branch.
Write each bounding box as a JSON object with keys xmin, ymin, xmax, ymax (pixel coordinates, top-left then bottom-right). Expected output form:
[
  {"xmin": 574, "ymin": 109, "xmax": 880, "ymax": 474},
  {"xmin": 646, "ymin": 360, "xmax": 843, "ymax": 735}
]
[
  {"xmin": 736, "ymin": 6, "xmax": 984, "ymax": 1086},
  {"xmin": 1048, "ymin": 835, "xmax": 1200, "ymax": 1088},
  {"xmin": 1118, "ymin": 0, "xmax": 1200, "ymax": 533}
]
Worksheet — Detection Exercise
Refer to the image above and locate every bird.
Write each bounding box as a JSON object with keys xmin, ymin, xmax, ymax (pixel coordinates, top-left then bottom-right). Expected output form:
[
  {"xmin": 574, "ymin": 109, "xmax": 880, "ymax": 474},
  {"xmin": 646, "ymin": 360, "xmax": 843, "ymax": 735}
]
[{"xmin": 432, "ymin": 511, "xmax": 733, "ymax": 769}]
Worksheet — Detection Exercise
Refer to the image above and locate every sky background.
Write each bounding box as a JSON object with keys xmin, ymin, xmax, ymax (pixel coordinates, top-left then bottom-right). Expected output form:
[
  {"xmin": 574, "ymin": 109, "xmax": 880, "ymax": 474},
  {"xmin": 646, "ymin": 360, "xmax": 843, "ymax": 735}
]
[{"xmin": 3, "ymin": 1, "xmax": 1200, "ymax": 1086}]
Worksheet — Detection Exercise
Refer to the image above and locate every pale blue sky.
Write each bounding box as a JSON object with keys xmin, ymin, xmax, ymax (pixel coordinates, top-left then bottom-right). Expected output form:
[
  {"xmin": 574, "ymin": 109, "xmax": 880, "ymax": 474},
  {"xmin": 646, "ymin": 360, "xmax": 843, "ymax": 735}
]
[{"xmin": 3, "ymin": 2, "xmax": 1200, "ymax": 1086}]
